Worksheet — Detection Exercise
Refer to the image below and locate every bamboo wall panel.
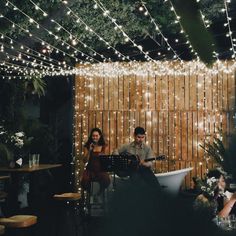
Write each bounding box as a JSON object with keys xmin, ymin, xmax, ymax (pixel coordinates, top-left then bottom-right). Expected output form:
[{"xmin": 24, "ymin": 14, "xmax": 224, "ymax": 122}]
[{"xmin": 74, "ymin": 61, "xmax": 236, "ymax": 189}]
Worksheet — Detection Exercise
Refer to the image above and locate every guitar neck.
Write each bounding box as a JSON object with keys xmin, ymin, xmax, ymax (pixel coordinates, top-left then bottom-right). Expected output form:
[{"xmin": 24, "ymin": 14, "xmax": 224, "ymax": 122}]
[{"xmin": 144, "ymin": 155, "xmax": 165, "ymax": 162}]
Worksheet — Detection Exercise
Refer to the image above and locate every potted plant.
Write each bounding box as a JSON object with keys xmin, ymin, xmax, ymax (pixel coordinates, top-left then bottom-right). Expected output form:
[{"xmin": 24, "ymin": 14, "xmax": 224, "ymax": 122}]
[
  {"xmin": 0, "ymin": 124, "xmax": 33, "ymax": 168},
  {"xmin": 200, "ymin": 129, "xmax": 236, "ymax": 186}
]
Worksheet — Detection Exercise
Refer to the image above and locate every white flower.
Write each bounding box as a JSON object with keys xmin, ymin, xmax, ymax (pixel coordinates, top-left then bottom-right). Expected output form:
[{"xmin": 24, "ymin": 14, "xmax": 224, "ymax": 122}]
[{"xmin": 15, "ymin": 132, "xmax": 24, "ymax": 138}]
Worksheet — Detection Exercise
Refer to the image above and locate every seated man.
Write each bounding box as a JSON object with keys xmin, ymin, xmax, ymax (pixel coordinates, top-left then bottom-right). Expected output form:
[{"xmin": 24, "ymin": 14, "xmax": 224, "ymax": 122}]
[{"xmin": 113, "ymin": 126, "xmax": 161, "ymax": 192}]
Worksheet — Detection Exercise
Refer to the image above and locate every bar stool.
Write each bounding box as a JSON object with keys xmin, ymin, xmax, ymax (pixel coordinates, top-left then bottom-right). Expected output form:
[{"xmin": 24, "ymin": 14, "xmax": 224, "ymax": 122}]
[
  {"xmin": 53, "ymin": 192, "xmax": 84, "ymax": 236},
  {"xmin": 0, "ymin": 192, "xmax": 7, "ymax": 201},
  {"xmin": 87, "ymin": 182, "xmax": 106, "ymax": 217},
  {"xmin": 0, "ymin": 215, "xmax": 37, "ymax": 236},
  {"xmin": 0, "ymin": 225, "xmax": 4, "ymax": 235}
]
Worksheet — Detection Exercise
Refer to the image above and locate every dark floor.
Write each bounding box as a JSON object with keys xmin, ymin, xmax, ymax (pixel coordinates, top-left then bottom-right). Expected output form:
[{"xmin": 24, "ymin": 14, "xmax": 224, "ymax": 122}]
[{"xmin": 1, "ymin": 185, "xmax": 236, "ymax": 236}]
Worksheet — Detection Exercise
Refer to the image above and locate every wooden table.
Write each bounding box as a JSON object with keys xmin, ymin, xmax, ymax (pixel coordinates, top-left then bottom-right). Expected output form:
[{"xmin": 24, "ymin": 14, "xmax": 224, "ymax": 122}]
[
  {"xmin": 0, "ymin": 176, "xmax": 10, "ymax": 181},
  {"xmin": 0, "ymin": 164, "xmax": 62, "ymax": 214},
  {"xmin": 0, "ymin": 164, "xmax": 62, "ymax": 173}
]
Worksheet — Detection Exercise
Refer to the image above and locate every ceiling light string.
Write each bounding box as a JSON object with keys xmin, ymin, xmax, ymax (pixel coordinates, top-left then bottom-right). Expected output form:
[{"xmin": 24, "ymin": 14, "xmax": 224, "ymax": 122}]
[
  {"xmin": 50, "ymin": 19, "xmax": 108, "ymax": 62},
  {"xmin": 199, "ymin": 10, "xmax": 211, "ymax": 29},
  {"xmin": 74, "ymin": 60, "xmax": 236, "ymax": 78},
  {"xmin": 166, "ymin": 0, "xmax": 199, "ymax": 59},
  {"xmin": 4, "ymin": 0, "xmax": 99, "ymax": 63},
  {"xmin": 0, "ymin": 14, "xmax": 83, "ymax": 68},
  {"xmin": 0, "ymin": 43, "xmax": 64, "ymax": 76},
  {"xmin": 2, "ymin": 55, "xmax": 77, "ymax": 76},
  {"xmin": 196, "ymin": 2, "xmax": 219, "ymax": 60},
  {"xmin": 0, "ymin": 61, "xmax": 43, "ymax": 78},
  {"xmin": 93, "ymin": 0, "xmax": 155, "ymax": 62},
  {"xmin": 140, "ymin": 1, "xmax": 181, "ymax": 61},
  {"xmin": 0, "ymin": 33, "xmax": 73, "ymax": 69},
  {"xmin": 28, "ymin": 0, "xmax": 48, "ymax": 17},
  {"xmin": 223, "ymin": 0, "xmax": 236, "ymax": 59},
  {"xmin": 28, "ymin": 0, "xmax": 109, "ymax": 62},
  {"xmin": 64, "ymin": 4, "xmax": 130, "ymax": 61},
  {"xmin": 0, "ymin": 42, "xmax": 65, "ymax": 73},
  {"xmin": 0, "ymin": 60, "xmax": 51, "ymax": 77},
  {"xmin": 0, "ymin": 61, "xmax": 37, "ymax": 76},
  {"xmin": 0, "ymin": 40, "xmax": 65, "ymax": 72},
  {"xmin": 0, "ymin": 75, "xmax": 30, "ymax": 80}
]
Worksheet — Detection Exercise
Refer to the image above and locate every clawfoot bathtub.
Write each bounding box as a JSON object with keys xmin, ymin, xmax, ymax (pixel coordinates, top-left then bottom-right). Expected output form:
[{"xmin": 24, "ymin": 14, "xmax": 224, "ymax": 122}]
[{"xmin": 155, "ymin": 167, "xmax": 193, "ymax": 196}]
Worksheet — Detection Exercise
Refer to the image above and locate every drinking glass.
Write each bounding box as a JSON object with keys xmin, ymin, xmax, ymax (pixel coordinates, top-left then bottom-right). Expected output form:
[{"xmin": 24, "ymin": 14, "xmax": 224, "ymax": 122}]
[
  {"xmin": 29, "ymin": 154, "xmax": 33, "ymax": 168},
  {"xmin": 35, "ymin": 154, "xmax": 40, "ymax": 166},
  {"xmin": 32, "ymin": 154, "xmax": 36, "ymax": 166}
]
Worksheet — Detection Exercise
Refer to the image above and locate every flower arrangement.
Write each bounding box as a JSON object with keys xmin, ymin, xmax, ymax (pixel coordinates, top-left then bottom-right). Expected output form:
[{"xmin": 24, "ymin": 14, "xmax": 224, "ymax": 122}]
[
  {"xmin": 193, "ymin": 172, "xmax": 226, "ymax": 218},
  {"xmin": 0, "ymin": 124, "xmax": 33, "ymax": 167},
  {"xmin": 194, "ymin": 174, "xmax": 225, "ymax": 199}
]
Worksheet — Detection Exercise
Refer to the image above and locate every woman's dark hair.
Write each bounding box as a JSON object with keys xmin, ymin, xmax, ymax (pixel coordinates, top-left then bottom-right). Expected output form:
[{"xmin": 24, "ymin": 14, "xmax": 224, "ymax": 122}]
[
  {"xmin": 84, "ymin": 128, "xmax": 106, "ymax": 149},
  {"xmin": 207, "ymin": 169, "xmax": 223, "ymax": 179}
]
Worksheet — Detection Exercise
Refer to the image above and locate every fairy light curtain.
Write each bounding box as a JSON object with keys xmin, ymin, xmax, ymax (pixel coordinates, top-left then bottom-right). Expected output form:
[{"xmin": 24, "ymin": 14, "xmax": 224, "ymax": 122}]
[{"xmin": 74, "ymin": 60, "xmax": 236, "ymax": 190}]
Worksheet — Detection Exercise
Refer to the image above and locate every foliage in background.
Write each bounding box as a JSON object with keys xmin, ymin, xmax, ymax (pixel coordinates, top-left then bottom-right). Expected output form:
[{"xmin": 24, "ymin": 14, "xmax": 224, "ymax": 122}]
[
  {"xmin": 171, "ymin": 0, "xmax": 216, "ymax": 65},
  {"xmin": 0, "ymin": 77, "xmax": 57, "ymax": 166},
  {"xmin": 200, "ymin": 130, "xmax": 236, "ymax": 180},
  {"xmin": 0, "ymin": 0, "xmax": 227, "ymax": 63},
  {"xmin": 24, "ymin": 119, "xmax": 58, "ymax": 163},
  {"xmin": 0, "ymin": 123, "xmax": 33, "ymax": 165},
  {"xmin": 24, "ymin": 76, "xmax": 46, "ymax": 97}
]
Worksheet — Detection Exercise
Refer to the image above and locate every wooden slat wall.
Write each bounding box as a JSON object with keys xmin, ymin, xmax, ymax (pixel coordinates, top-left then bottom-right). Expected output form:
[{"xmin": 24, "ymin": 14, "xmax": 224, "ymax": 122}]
[{"xmin": 74, "ymin": 61, "xmax": 236, "ymax": 189}]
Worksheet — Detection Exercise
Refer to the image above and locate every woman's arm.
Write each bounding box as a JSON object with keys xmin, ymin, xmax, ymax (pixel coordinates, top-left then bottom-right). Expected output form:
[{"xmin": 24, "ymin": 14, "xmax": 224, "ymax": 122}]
[
  {"xmin": 218, "ymin": 193, "xmax": 236, "ymax": 217},
  {"xmin": 82, "ymin": 147, "xmax": 89, "ymax": 164}
]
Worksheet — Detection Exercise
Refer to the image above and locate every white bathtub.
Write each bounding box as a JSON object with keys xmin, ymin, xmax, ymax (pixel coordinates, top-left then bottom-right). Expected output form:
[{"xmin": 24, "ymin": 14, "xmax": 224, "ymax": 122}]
[{"xmin": 155, "ymin": 167, "xmax": 193, "ymax": 196}]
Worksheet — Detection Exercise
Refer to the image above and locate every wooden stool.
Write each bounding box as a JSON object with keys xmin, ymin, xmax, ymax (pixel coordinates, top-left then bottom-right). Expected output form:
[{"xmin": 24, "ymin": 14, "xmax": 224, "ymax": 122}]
[
  {"xmin": 0, "ymin": 215, "xmax": 37, "ymax": 236},
  {"xmin": 88, "ymin": 182, "xmax": 106, "ymax": 217},
  {"xmin": 53, "ymin": 192, "xmax": 81, "ymax": 201},
  {"xmin": 0, "ymin": 191, "xmax": 8, "ymax": 217},
  {"xmin": 53, "ymin": 193, "xmax": 84, "ymax": 236}
]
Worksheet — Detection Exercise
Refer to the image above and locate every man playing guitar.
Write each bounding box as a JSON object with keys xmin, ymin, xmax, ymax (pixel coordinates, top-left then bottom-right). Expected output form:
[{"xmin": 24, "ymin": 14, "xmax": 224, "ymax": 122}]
[{"xmin": 113, "ymin": 126, "xmax": 162, "ymax": 192}]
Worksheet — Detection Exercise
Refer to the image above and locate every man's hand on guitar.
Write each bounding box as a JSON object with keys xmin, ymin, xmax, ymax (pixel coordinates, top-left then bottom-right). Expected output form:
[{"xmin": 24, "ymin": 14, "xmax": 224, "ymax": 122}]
[{"xmin": 139, "ymin": 159, "xmax": 151, "ymax": 168}]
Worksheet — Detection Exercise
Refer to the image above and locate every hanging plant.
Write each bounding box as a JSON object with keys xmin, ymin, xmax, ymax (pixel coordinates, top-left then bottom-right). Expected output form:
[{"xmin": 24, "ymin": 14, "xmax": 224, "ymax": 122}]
[{"xmin": 24, "ymin": 76, "xmax": 46, "ymax": 97}]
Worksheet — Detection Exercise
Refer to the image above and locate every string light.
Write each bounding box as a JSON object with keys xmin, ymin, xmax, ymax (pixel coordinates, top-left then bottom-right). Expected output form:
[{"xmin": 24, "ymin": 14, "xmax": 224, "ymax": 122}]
[
  {"xmin": 0, "ymin": 33, "xmax": 73, "ymax": 70},
  {"xmin": 166, "ymin": 0, "xmax": 198, "ymax": 58},
  {"xmin": 27, "ymin": 0, "xmax": 110, "ymax": 62},
  {"xmin": 50, "ymin": 19, "xmax": 108, "ymax": 62},
  {"xmin": 62, "ymin": 4, "xmax": 130, "ymax": 61},
  {"xmin": 74, "ymin": 60, "xmax": 236, "ymax": 78},
  {"xmin": 0, "ymin": 13, "xmax": 81, "ymax": 64},
  {"xmin": 223, "ymin": 0, "xmax": 236, "ymax": 59},
  {"xmin": 0, "ymin": 41, "xmax": 64, "ymax": 72},
  {"xmin": 0, "ymin": 59, "xmax": 51, "ymax": 77},
  {"xmin": 140, "ymin": 1, "xmax": 181, "ymax": 61},
  {"xmin": 93, "ymin": 0, "xmax": 155, "ymax": 62},
  {"xmin": 4, "ymin": 0, "xmax": 99, "ymax": 63}
]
